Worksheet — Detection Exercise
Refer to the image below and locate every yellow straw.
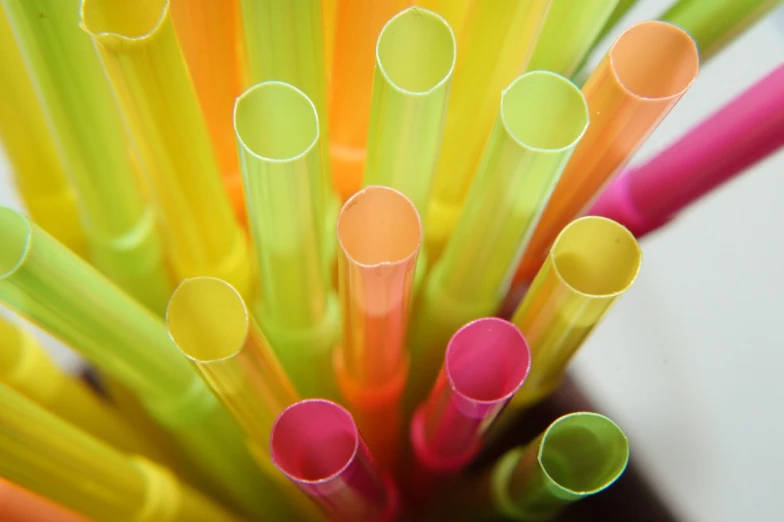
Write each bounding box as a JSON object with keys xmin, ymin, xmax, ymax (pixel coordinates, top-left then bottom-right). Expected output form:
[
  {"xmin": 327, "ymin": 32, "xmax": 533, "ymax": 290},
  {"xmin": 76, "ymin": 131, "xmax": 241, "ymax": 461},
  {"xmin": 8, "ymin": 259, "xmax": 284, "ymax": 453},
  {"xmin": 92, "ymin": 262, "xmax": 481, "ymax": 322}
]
[{"xmin": 415, "ymin": 0, "xmax": 471, "ymax": 38}]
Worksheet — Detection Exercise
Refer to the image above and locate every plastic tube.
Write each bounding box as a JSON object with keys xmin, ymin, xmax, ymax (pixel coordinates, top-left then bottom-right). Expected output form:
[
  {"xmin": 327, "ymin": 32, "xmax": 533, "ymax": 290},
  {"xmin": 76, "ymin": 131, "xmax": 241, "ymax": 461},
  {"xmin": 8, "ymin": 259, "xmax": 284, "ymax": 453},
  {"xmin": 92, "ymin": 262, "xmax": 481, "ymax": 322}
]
[
  {"xmin": 424, "ymin": 0, "xmax": 551, "ymax": 264},
  {"xmin": 0, "ymin": 478, "xmax": 87, "ymax": 522},
  {"xmin": 0, "ymin": 13, "xmax": 85, "ymax": 256},
  {"xmin": 528, "ymin": 0, "xmax": 619, "ymax": 77},
  {"xmin": 415, "ymin": 0, "xmax": 471, "ymax": 38},
  {"xmin": 323, "ymin": 0, "xmax": 337, "ymax": 85},
  {"xmin": 235, "ymin": 81, "xmax": 340, "ymax": 399},
  {"xmin": 410, "ymin": 318, "xmax": 530, "ymax": 499},
  {"xmin": 0, "ymin": 383, "xmax": 239, "ymax": 522},
  {"xmin": 335, "ymin": 186, "xmax": 421, "ymax": 471},
  {"xmin": 171, "ymin": 0, "xmax": 245, "ymax": 222},
  {"xmin": 406, "ymin": 72, "xmax": 588, "ymax": 408},
  {"xmin": 1, "ymin": 0, "xmax": 171, "ymax": 314},
  {"xmin": 0, "ymin": 207, "xmax": 273, "ymax": 517},
  {"xmin": 511, "ymin": 217, "xmax": 641, "ymax": 409},
  {"xmin": 271, "ymin": 399, "xmax": 399, "ymax": 521},
  {"xmin": 590, "ymin": 64, "xmax": 784, "ymax": 238},
  {"xmin": 81, "ymin": 0, "xmax": 251, "ymax": 298},
  {"xmin": 329, "ymin": 0, "xmax": 409, "ymax": 202},
  {"xmin": 515, "ymin": 21, "xmax": 698, "ymax": 284}
]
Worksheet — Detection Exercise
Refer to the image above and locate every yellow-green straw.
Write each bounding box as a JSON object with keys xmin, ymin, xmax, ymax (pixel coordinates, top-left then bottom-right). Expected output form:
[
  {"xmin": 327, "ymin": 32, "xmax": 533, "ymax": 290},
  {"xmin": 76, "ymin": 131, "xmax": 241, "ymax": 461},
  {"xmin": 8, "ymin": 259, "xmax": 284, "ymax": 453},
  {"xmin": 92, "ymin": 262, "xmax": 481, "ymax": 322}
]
[{"xmin": 415, "ymin": 0, "xmax": 471, "ymax": 38}]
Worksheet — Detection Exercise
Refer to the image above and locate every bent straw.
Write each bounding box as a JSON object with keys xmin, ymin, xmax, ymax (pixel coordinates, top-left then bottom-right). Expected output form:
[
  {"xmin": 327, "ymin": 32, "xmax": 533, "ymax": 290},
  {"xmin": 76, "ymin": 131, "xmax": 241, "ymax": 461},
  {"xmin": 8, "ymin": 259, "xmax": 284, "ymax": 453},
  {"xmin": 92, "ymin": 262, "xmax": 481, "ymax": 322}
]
[
  {"xmin": 410, "ymin": 318, "xmax": 530, "ymax": 498},
  {"xmin": 329, "ymin": 0, "xmax": 409, "ymax": 202},
  {"xmin": 590, "ymin": 64, "xmax": 784, "ymax": 237},
  {"xmin": 335, "ymin": 186, "xmax": 421, "ymax": 471},
  {"xmin": 0, "ymin": 207, "xmax": 272, "ymax": 517},
  {"xmin": 235, "ymin": 81, "xmax": 340, "ymax": 399},
  {"xmin": 424, "ymin": 0, "xmax": 551, "ymax": 264},
  {"xmin": 407, "ymin": 72, "xmax": 588, "ymax": 407},
  {"xmin": 528, "ymin": 0, "xmax": 619, "ymax": 77},
  {"xmin": 171, "ymin": 0, "xmax": 245, "ymax": 222},
  {"xmin": 0, "ymin": 383, "xmax": 238, "ymax": 522},
  {"xmin": 271, "ymin": 399, "xmax": 399, "ymax": 521},
  {"xmin": 510, "ymin": 217, "xmax": 641, "ymax": 410},
  {"xmin": 0, "ymin": 478, "xmax": 87, "ymax": 522},
  {"xmin": 81, "ymin": 0, "xmax": 251, "ymax": 298},
  {"xmin": 515, "ymin": 21, "xmax": 698, "ymax": 285},
  {"xmin": 1, "ymin": 0, "xmax": 171, "ymax": 314},
  {"xmin": 0, "ymin": 14, "xmax": 84, "ymax": 256},
  {"xmin": 415, "ymin": 0, "xmax": 471, "ymax": 38},
  {"xmin": 363, "ymin": 7, "xmax": 455, "ymax": 287}
]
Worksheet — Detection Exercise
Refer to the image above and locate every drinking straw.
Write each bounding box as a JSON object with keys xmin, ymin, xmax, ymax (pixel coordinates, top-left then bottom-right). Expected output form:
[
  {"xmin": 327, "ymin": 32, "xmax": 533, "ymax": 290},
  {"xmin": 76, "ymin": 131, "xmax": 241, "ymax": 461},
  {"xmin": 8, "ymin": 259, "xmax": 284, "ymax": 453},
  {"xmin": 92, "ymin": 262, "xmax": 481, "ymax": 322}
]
[
  {"xmin": 81, "ymin": 0, "xmax": 251, "ymax": 298},
  {"xmin": 335, "ymin": 186, "xmax": 421, "ymax": 471},
  {"xmin": 323, "ymin": 0, "xmax": 337, "ymax": 85},
  {"xmin": 527, "ymin": 0, "xmax": 619, "ymax": 77},
  {"xmin": 409, "ymin": 318, "xmax": 531, "ymax": 498},
  {"xmin": 415, "ymin": 0, "xmax": 471, "ymax": 38},
  {"xmin": 424, "ymin": 0, "xmax": 551, "ymax": 263},
  {"xmin": 1, "ymin": 0, "xmax": 171, "ymax": 314},
  {"xmin": 235, "ymin": 81, "xmax": 340, "ymax": 399},
  {"xmin": 514, "ymin": 21, "xmax": 698, "ymax": 285},
  {"xmin": 171, "ymin": 0, "xmax": 246, "ymax": 222},
  {"xmin": 0, "ymin": 478, "xmax": 87, "ymax": 522},
  {"xmin": 363, "ymin": 7, "xmax": 455, "ymax": 286},
  {"xmin": 0, "ymin": 14, "xmax": 85, "ymax": 257},
  {"xmin": 590, "ymin": 64, "xmax": 784, "ymax": 238},
  {"xmin": 510, "ymin": 217, "xmax": 641, "ymax": 410},
  {"xmin": 0, "ymin": 383, "xmax": 239, "ymax": 522},
  {"xmin": 589, "ymin": 0, "xmax": 640, "ymax": 54},
  {"xmin": 0, "ymin": 207, "xmax": 272, "ymax": 517},
  {"xmin": 329, "ymin": 0, "xmax": 409, "ymax": 202},
  {"xmin": 271, "ymin": 399, "xmax": 399, "ymax": 521},
  {"xmin": 406, "ymin": 72, "xmax": 588, "ymax": 407}
]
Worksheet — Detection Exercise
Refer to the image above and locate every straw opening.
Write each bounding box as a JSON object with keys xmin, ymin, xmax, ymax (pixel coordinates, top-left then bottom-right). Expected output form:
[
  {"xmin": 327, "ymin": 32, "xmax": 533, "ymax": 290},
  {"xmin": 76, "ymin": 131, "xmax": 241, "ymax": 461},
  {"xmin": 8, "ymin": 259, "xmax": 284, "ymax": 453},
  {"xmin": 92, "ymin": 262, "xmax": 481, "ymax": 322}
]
[
  {"xmin": 81, "ymin": 0, "xmax": 168, "ymax": 39},
  {"xmin": 0, "ymin": 208, "xmax": 32, "ymax": 279}
]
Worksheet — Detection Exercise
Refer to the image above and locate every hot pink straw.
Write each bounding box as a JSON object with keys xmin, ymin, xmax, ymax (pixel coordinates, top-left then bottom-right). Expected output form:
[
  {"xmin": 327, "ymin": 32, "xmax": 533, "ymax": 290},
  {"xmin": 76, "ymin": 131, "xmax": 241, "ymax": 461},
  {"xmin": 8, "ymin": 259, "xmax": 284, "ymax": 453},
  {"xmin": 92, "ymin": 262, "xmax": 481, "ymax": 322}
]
[
  {"xmin": 590, "ymin": 64, "xmax": 784, "ymax": 237},
  {"xmin": 270, "ymin": 399, "xmax": 398, "ymax": 521}
]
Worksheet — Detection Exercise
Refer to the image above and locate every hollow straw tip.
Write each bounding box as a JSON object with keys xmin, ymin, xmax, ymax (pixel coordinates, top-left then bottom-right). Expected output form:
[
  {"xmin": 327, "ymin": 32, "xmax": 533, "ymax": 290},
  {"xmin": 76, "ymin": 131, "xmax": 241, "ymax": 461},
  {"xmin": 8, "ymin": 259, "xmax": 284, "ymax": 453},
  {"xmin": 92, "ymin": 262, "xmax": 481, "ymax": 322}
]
[{"xmin": 80, "ymin": 0, "xmax": 172, "ymax": 47}]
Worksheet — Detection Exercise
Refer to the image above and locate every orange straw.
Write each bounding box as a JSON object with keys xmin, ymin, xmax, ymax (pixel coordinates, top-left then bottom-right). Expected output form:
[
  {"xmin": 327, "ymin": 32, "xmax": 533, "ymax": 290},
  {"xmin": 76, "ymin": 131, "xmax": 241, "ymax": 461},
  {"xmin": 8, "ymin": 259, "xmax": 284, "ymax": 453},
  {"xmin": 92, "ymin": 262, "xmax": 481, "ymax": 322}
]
[
  {"xmin": 0, "ymin": 478, "xmax": 86, "ymax": 522},
  {"xmin": 514, "ymin": 21, "xmax": 698, "ymax": 284}
]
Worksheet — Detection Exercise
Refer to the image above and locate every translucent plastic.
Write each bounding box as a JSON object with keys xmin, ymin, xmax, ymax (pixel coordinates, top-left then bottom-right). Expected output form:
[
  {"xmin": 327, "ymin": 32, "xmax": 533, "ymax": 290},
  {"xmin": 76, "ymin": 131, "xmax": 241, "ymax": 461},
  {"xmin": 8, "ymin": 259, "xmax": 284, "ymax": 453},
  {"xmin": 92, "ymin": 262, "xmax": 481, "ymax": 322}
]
[
  {"xmin": 0, "ymin": 13, "xmax": 84, "ymax": 256},
  {"xmin": 271, "ymin": 399, "xmax": 399, "ymax": 521},
  {"xmin": 424, "ymin": 0, "xmax": 551, "ymax": 262},
  {"xmin": 588, "ymin": 0, "xmax": 639, "ymax": 58},
  {"xmin": 0, "ymin": 478, "xmax": 87, "ymax": 522},
  {"xmin": 406, "ymin": 72, "xmax": 588, "ymax": 407},
  {"xmin": 511, "ymin": 217, "xmax": 641, "ymax": 409},
  {"xmin": 81, "ymin": 0, "xmax": 251, "ymax": 298},
  {"xmin": 515, "ymin": 21, "xmax": 698, "ymax": 284},
  {"xmin": 235, "ymin": 81, "xmax": 340, "ymax": 399},
  {"xmin": 591, "ymin": 64, "xmax": 784, "ymax": 237},
  {"xmin": 329, "ymin": 0, "xmax": 409, "ymax": 201},
  {"xmin": 415, "ymin": 0, "xmax": 471, "ymax": 38},
  {"xmin": 171, "ymin": 0, "xmax": 245, "ymax": 221},
  {"xmin": 323, "ymin": 0, "xmax": 337, "ymax": 85},
  {"xmin": 335, "ymin": 186, "xmax": 421, "ymax": 469},
  {"xmin": 0, "ymin": 383, "xmax": 238, "ymax": 522},
  {"xmin": 2, "ymin": 0, "xmax": 171, "ymax": 313}
]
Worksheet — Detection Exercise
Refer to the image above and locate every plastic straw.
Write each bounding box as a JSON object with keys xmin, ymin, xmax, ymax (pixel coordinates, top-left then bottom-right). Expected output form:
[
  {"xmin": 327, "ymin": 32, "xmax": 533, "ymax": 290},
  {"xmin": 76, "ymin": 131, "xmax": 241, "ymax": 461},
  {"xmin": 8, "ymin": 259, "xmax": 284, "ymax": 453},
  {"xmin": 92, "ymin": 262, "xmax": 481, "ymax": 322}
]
[
  {"xmin": 81, "ymin": 0, "xmax": 251, "ymax": 298},
  {"xmin": 0, "ymin": 478, "xmax": 87, "ymax": 522},
  {"xmin": 235, "ymin": 81, "xmax": 340, "ymax": 399},
  {"xmin": 0, "ymin": 207, "xmax": 272, "ymax": 517},
  {"xmin": 528, "ymin": 0, "xmax": 619, "ymax": 77},
  {"xmin": 335, "ymin": 186, "xmax": 421, "ymax": 470},
  {"xmin": 0, "ymin": 383, "xmax": 239, "ymax": 522},
  {"xmin": 424, "ymin": 0, "xmax": 551, "ymax": 263},
  {"xmin": 415, "ymin": 0, "xmax": 471, "ymax": 38},
  {"xmin": 407, "ymin": 72, "xmax": 588, "ymax": 407},
  {"xmin": 0, "ymin": 13, "xmax": 84, "ymax": 257},
  {"xmin": 2, "ymin": 0, "xmax": 171, "ymax": 314},
  {"xmin": 510, "ymin": 217, "xmax": 641, "ymax": 409},
  {"xmin": 591, "ymin": 64, "xmax": 784, "ymax": 237},
  {"xmin": 271, "ymin": 399, "xmax": 399, "ymax": 521},
  {"xmin": 514, "ymin": 21, "xmax": 698, "ymax": 285},
  {"xmin": 589, "ymin": 0, "xmax": 640, "ymax": 55},
  {"xmin": 171, "ymin": 0, "xmax": 245, "ymax": 222},
  {"xmin": 323, "ymin": 0, "xmax": 337, "ymax": 85},
  {"xmin": 329, "ymin": 0, "xmax": 409, "ymax": 202}
]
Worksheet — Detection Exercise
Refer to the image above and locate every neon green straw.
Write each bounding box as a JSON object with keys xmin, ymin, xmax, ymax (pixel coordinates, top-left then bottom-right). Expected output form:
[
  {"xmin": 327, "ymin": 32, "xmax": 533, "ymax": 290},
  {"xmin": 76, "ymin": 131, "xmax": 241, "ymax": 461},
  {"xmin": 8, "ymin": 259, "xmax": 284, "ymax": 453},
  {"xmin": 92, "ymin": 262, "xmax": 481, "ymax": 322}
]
[{"xmin": 1, "ymin": 0, "xmax": 171, "ymax": 314}]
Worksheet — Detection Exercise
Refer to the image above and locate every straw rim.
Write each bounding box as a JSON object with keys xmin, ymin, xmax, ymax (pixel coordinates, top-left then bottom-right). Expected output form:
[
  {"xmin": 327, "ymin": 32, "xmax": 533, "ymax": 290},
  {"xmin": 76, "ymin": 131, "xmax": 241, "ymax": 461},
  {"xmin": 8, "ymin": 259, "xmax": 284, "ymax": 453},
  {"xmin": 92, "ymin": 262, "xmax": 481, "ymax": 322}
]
[
  {"xmin": 80, "ymin": 0, "xmax": 170, "ymax": 43},
  {"xmin": 0, "ymin": 207, "xmax": 32, "ymax": 280},
  {"xmin": 375, "ymin": 7, "xmax": 457, "ymax": 98}
]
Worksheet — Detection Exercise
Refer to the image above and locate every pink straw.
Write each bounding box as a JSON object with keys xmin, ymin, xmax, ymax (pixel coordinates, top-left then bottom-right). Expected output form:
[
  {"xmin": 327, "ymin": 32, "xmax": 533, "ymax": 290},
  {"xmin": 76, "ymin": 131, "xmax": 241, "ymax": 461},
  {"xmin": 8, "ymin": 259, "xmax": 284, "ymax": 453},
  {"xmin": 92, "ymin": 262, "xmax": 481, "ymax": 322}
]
[
  {"xmin": 590, "ymin": 64, "xmax": 784, "ymax": 237},
  {"xmin": 270, "ymin": 399, "xmax": 398, "ymax": 521}
]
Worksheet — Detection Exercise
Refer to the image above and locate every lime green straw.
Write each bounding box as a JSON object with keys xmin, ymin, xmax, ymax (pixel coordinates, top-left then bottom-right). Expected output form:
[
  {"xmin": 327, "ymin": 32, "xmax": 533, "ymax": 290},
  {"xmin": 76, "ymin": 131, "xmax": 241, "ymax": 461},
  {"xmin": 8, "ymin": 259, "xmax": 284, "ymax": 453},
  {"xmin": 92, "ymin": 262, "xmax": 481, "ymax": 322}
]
[
  {"xmin": 1, "ymin": 0, "xmax": 171, "ymax": 314},
  {"xmin": 415, "ymin": 0, "xmax": 471, "ymax": 38},
  {"xmin": 235, "ymin": 81, "xmax": 340, "ymax": 399}
]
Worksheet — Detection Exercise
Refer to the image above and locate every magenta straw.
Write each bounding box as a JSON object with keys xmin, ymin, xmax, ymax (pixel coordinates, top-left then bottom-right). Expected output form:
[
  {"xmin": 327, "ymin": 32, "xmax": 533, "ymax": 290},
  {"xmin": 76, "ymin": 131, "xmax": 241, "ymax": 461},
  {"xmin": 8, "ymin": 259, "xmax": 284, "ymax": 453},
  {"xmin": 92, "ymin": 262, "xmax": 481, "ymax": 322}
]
[
  {"xmin": 410, "ymin": 318, "xmax": 530, "ymax": 496},
  {"xmin": 270, "ymin": 399, "xmax": 398, "ymax": 521},
  {"xmin": 590, "ymin": 64, "xmax": 784, "ymax": 237}
]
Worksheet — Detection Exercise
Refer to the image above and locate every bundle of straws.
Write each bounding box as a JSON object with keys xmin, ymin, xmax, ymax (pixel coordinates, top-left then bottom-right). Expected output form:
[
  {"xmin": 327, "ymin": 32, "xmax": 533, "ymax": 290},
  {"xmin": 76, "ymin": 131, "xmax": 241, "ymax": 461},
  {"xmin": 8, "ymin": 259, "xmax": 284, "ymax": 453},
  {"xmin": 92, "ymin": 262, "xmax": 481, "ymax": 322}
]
[{"xmin": 1, "ymin": 0, "xmax": 782, "ymax": 520}]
